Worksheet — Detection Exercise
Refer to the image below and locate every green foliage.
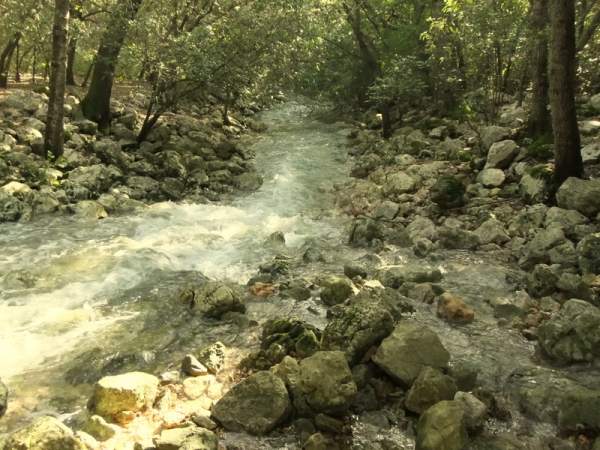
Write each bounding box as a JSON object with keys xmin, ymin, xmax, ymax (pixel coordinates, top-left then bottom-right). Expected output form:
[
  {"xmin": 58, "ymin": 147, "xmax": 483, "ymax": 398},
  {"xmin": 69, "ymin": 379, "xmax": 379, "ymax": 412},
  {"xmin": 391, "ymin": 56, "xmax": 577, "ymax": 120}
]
[
  {"xmin": 368, "ymin": 56, "xmax": 427, "ymax": 107},
  {"xmin": 525, "ymin": 135, "xmax": 554, "ymax": 161}
]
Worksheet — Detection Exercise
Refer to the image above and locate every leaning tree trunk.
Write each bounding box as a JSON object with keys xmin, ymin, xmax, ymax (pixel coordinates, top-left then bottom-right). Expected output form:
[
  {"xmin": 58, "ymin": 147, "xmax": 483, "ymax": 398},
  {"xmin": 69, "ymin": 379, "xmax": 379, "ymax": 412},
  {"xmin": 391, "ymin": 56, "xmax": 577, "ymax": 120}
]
[
  {"xmin": 0, "ymin": 32, "xmax": 22, "ymax": 88},
  {"xmin": 44, "ymin": 0, "xmax": 70, "ymax": 160},
  {"xmin": 527, "ymin": 0, "xmax": 552, "ymax": 137},
  {"xmin": 549, "ymin": 0, "xmax": 582, "ymax": 187},
  {"xmin": 66, "ymin": 37, "xmax": 77, "ymax": 86},
  {"xmin": 81, "ymin": 0, "xmax": 143, "ymax": 131}
]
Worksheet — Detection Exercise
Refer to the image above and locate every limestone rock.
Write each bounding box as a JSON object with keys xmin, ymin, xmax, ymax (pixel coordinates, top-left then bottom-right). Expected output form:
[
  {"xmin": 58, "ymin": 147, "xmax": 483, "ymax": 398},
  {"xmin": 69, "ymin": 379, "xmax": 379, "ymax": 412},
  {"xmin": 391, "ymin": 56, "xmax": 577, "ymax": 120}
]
[
  {"xmin": 292, "ymin": 351, "xmax": 357, "ymax": 416},
  {"xmin": 383, "ymin": 172, "xmax": 417, "ymax": 196},
  {"xmin": 478, "ymin": 168, "xmax": 505, "ymax": 188},
  {"xmin": 90, "ymin": 372, "xmax": 159, "ymax": 421},
  {"xmin": 538, "ymin": 299, "xmax": 600, "ymax": 364},
  {"xmin": 577, "ymin": 233, "xmax": 600, "ymax": 275},
  {"xmin": 556, "ymin": 177, "xmax": 600, "ymax": 218},
  {"xmin": 481, "ymin": 125, "xmax": 511, "ymax": 151},
  {"xmin": 485, "ymin": 140, "xmax": 519, "ymax": 169},
  {"xmin": 154, "ymin": 426, "xmax": 218, "ymax": 450},
  {"xmin": 211, "ymin": 371, "xmax": 290, "ymax": 435},
  {"xmin": 197, "ymin": 342, "xmax": 226, "ymax": 374},
  {"xmin": 454, "ymin": 391, "xmax": 487, "ymax": 430},
  {"xmin": 182, "ymin": 354, "xmax": 208, "ymax": 377},
  {"xmin": 319, "ymin": 275, "xmax": 353, "ymax": 306},
  {"xmin": 416, "ymin": 401, "xmax": 468, "ymax": 450},
  {"xmin": 372, "ymin": 322, "xmax": 450, "ymax": 386},
  {"xmin": 3, "ymin": 416, "xmax": 87, "ymax": 450},
  {"xmin": 405, "ymin": 367, "xmax": 458, "ymax": 414},
  {"xmin": 190, "ymin": 282, "xmax": 245, "ymax": 319}
]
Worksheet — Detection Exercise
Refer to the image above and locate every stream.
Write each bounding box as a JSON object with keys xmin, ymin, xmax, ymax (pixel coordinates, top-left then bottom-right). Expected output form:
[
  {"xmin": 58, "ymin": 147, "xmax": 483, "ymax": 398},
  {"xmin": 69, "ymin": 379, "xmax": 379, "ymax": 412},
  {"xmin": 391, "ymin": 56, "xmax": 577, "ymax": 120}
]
[{"xmin": 0, "ymin": 102, "xmax": 598, "ymax": 448}]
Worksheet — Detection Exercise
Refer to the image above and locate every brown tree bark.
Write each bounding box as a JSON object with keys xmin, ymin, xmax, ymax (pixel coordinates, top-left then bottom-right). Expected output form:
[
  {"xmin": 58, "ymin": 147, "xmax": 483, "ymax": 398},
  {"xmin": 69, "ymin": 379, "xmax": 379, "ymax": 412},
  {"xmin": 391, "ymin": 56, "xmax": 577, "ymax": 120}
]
[
  {"xmin": 44, "ymin": 0, "xmax": 70, "ymax": 160},
  {"xmin": 549, "ymin": 0, "xmax": 583, "ymax": 187},
  {"xmin": 527, "ymin": 0, "xmax": 552, "ymax": 137},
  {"xmin": 81, "ymin": 0, "xmax": 143, "ymax": 131},
  {"xmin": 0, "ymin": 32, "xmax": 22, "ymax": 88}
]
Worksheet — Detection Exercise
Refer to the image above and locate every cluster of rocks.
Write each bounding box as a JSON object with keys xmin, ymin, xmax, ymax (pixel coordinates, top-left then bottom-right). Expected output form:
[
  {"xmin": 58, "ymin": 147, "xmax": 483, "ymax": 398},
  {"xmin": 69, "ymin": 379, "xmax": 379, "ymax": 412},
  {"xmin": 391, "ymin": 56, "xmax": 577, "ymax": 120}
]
[{"xmin": 0, "ymin": 89, "xmax": 265, "ymax": 222}]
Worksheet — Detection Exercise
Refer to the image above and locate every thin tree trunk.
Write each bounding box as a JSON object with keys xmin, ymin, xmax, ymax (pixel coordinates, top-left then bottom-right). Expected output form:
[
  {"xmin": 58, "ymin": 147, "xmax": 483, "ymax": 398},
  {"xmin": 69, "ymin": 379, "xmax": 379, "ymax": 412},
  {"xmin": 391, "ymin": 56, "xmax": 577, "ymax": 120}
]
[
  {"xmin": 45, "ymin": 0, "xmax": 70, "ymax": 160},
  {"xmin": 81, "ymin": 57, "xmax": 94, "ymax": 87},
  {"xmin": 14, "ymin": 42, "xmax": 20, "ymax": 82},
  {"xmin": 32, "ymin": 47, "xmax": 37, "ymax": 84},
  {"xmin": 527, "ymin": 0, "xmax": 552, "ymax": 137},
  {"xmin": 81, "ymin": 0, "xmax": 143, "ymax": 131},
  {"xmin": 66, "ymin": 37, "xmax": 77, "ymax": 86},
  {"xmin": 0, "ymin": 33, "xmax": 22, "ymax": 88},
  {"xmin": 549, "ymin": 0, "xmax": 582, "ymax": 187}
]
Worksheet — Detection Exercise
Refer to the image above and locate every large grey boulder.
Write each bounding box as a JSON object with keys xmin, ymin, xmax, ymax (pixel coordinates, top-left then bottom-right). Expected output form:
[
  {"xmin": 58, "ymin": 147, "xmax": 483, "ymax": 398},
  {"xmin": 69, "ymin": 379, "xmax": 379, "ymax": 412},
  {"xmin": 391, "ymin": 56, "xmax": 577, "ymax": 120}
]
[
  {"xmin": 405, "ymin": 367, "xmax": 457, "ymax": 414},
  {"xmin": 3, "ymin": 416, "xmax": 87, "ymax": 450},
  {"xmin": 322, "ymin": 293, "xmax": 395, "ymax": 365},
  {"xmin": 211, "ymin": 371, "xmax": 290, "ymax": 435},
  {"xmin": 485, "ymin": 140, "xmax": 519, "ymax": 169},
  {"xmin": 481, "ymin": 125, "xmax": 511, "ymax": 151},
  {"xmin": 189, "ymin": 282, "xmax": 245, "ymax": 319},
  {"xmin": 416, "ymin": 401, "xmax": 468, "ymax": 450},
  {"xmin": 67, "ymin": 164, "xmax": 122, "ymax": 195},
  {"xmin": 291, "ymin": 351, "xmax": 357, "ymax": 416},
  {"xmin": 538, "ymin": 299, "xmax": 600, "ymax": 364},
  {"xmin": 372, "ymin": 322, "xmax": 450, "ymax": 386},
  {"xmin": 383, "ymin": 171, "xmax": 417, "ymax": 196},
  {"xmin": 556, "ymin": 177, "xmax": 600, "ymax": 218}
]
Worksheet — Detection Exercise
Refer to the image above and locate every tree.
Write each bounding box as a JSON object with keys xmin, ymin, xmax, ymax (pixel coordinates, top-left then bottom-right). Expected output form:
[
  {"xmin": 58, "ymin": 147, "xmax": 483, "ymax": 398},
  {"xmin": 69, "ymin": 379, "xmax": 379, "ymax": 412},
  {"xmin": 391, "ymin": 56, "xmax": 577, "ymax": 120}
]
[
  {"xmin": 527, "ymin": 0, "xmax": 552, "ymax": 137},
  {"xmin": 44, "ymin": 0, "xmax": 70, "ymax": 160},
  {"xmin": 549, "ymin": 0, "xmax": 583, "ymax": 187},
  {"xmin": 81, "ymin": 0, "xmax": 143, "ymax": 131}
]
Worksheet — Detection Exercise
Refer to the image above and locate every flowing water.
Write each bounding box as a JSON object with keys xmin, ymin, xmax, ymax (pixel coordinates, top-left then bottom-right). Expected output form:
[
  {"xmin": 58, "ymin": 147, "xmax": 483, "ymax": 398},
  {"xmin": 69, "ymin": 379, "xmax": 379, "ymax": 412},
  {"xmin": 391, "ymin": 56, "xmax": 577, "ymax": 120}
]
[
  {"xmin": 1, "ymin": 102, "xmax": 598, "ymax": 447},
  {"xmin": 0, "ymin": 102, "xmax": 353, "ymax": 434}
]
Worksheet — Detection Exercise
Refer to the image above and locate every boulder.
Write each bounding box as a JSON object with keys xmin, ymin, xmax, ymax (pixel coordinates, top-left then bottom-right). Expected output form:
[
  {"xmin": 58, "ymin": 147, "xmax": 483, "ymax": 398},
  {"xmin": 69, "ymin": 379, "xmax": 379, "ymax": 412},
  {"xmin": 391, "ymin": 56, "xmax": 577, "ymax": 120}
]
[
  {"xmin": 577, "ymin": 233, "xmax": 600, "ymax": 275},
  {"xmin": 485, "ymin": 140, "xmax": 519, "ymax": 169},
  {"xmin": 454, "ymin": 391, "xmax": 487, "ymax": 430},
  {"xmin": 89, "ymin": 371, "xmax": 159, "ymax": 421},
  {"xmin": 0, "ymin": 192, "xmax": 24, "ymax": 222},
  {"xmin": 1, "ymin": 181, "xmax": 31, "ymax": 197},
  {"xmin": 348, "ymin": 218, "xmax": 384, "ymax": 247},
  {"xmin": 67, "ymin": 164, "xmax": 121, "ymax": 195},
  {"xmin": 556, "ymin": 177, "xmax": 600, "ymax": 218},
  {"xmin": 407, "ymin": 216, "xmax": 437, "ymax": 242},
  {"xmin": 292, "ymin": 351, "xmax": 357, "ymax": 416},
  {"xmin": 372, "ymin": 322, "xmax": 450, "ymax": 386},
  {"xmin": 211, "ymin": 371, "xmax": 290, "ymax": 435},
  {"xmin": 481, "ymin": 125, "xmax": 511, "ymax": 151},
  {"xmin": 190, "ymin": 282, "xmax": 245, "ymax": 319},
  {"xmin": 3, "ymin": 416, "xmax": 87, "ymax": 450},
  {"xmin": 182, "ymin": 354, "xmax": 208, "ymax": 377},
  {"xmin": 538, "ymin": 299, "xmax": 600, "ymax": 364},
  {"xmin": 477, "ymin": 168, "xmax": 506, "ymax": 188},
  {"xmin": 405, "ymin": 367, "xmax": 458, "ymax": 414},
  {"xmin": 383, "ymin": 172, "xmax": 417, "ymax": 196},
  {"xmin": 197, "ymin": 342, "xmax": 226, "ymax": 374},
  {"xmin": 322, "ymin": 293, "xmax": 395, "ymax": 365},
  {"xmin": 154, "ymin": 426, "xmax": 218, "ymax": 450},
  {"xmin": 474, "ymin": 219, "xmax": 510, "ymax": 245},
  {"xmin": 379, "ymin": 265, "xmax": 443, "ymax": 289},
  {"xmin": 429, "ymin": 176, "xmax": 465, "ymax": 209},
  {"xmin": 590, "ymin": 93, "xmax": 600, "ymax": 112},
  {"xmin": 582, "ymin": 142, "xmax": 600, "ymax": 164},
  {"xmin": 319, "ymin": 275, "xmax": 353, "ymax": 306},
  {"xmin": 416, "ymin": 401, "xmax": 468, "ymax": 450},
  {"xmin": 0, "ymin": 378, "xmax": 7, "ymax": 417},
  {"xmin": 71, "ymin": 200, "xmax": 108, "ymax": 220}
]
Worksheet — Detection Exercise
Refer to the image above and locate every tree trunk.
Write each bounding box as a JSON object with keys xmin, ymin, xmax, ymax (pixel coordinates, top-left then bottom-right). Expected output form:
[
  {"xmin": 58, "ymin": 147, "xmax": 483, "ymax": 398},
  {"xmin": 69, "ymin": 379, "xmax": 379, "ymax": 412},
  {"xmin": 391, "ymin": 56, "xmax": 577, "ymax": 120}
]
[
  {"xmin": 380, "ymin": 103, "xmax": 392, "ymax": 139},
  {"xmin": 81, "ymin": 0, "xmax": 143, "ymax": 131},
  {"xmin": 44, "ymin": 0, "xmax": 70, "ymax": 160},
  {"xmin": 0, "ymin": 33, "xmax": 22, "ymax": 88},
  {"xmin": 66, "ymin": 37, "xmax": 77, "ymax": 86},
  {"xmin": 14, "ymin": 42, "xmax": 20, "ymax": 82},
  {"xmin": 81, "ymin": 57, "xmax": 94, "ymax": 87},
  {"xmin": 549, "ymin": 0, "xmax": 582, "ymax": 187},
  {"xmin": 527, "ymin": 0, "xmax": 552, "ymax": 137}
]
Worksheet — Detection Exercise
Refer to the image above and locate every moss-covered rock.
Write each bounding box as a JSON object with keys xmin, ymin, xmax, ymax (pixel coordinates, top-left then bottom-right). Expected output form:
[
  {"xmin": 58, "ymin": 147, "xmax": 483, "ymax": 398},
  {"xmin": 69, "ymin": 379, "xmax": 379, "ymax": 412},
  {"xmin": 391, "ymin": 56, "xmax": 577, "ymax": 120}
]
[
  {"xmin": 416, "ymin": 401, "xmax": 468, "ymax": 450},
  {"xmin": 3, "ymin": 416, "xmax": 87, "ymax": 450}
]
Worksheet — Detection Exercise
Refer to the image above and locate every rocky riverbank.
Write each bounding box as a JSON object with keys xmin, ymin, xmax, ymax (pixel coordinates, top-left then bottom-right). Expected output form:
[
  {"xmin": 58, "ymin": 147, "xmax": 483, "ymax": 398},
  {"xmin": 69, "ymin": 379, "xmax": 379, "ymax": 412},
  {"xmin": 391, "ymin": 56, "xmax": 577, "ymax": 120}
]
[
  {"xmin": 0, "ymin": 88, "xmax": 265, "ymax": 222},
  {"xmin": 2, "ymin": 97, "xmax": 600, "ymax": 450}
]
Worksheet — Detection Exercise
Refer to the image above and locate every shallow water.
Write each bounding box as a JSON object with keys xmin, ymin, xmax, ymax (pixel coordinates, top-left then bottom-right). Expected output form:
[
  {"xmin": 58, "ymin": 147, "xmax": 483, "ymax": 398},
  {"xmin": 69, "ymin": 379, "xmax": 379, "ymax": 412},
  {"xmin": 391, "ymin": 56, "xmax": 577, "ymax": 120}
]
[{"xmin": 0, "ymin": 102, "xmax": 352, "ymax": 433}]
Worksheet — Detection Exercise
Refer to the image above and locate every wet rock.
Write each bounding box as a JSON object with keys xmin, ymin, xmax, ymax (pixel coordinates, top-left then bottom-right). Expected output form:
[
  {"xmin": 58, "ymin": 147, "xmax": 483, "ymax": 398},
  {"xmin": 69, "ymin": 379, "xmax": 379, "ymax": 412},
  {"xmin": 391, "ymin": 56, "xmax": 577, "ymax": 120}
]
[
  {"xmin": 70, "ymin": 200, "xmax": 108, "ymax": 220},
  {"xmin": 577, "ymin": 233, "xmax": 600, "ymax": 275},
  {"xmin": 556, "ymin": 177, "xmax": 600, "ymax": 218},
  {"xmin": 89, "ymin": 371, "xmax": 159, "ymax": 421},
  {"xmin": 437, "ymin": 293, "xmax": 475, "ymax": 324},
  {"xmin": 154, "ymin": 426, "xmax": 218, "ymax": 450},
  {"xmin": 538, "ymin": 299, "xmax": 600, "ymax": 364},
  {"xmin": 234, "ymin": 171, "xmax": 263, "ymax": 191},
  {"xmin": 319, "ymin": 275, "xmax": 353, "ymax": 306},
  {"xmin": 474, "ymin": 219, "xmax": 510, "ymax": 245},
  {"xmin": 492, "ymin": 291, "xmax": 532, "ymax": 319},
  {"xmin": 182, "ymin": 354, "xmax": 209, "ymax": 376},
  {"xmin": 3, "ymin": 416, "xmax": 87, "ymax": 450},
  {"xmin": 405, "ymin": 367, "xmax": 458, "ymax": 414},
  {"xmin": 314, "ymin": 413, "xmax": 344, "ymax": 433},
  {"xmin": 348, "ymin": 218, "xmax": 384, "ymax": 247},
  {"xmin": 379, "ymin": 265, "xmax": 443, "ymax": 289},
  {"xmin": 454, "ymin": 391, "xmax": 487, "ymax": 430},
  {"xmin": 485, "ymin": 140, "xmax": 519, "ymax": 169},
  {"xmin": 82, "ymin": 415, "xmax": 118, "ymax": 441},
  {"xmin": 437, "ymin": 226, "xmax": 480, "ymax": 250},
  {"xmin": 304, "ymin": 433, "xmax": 340, "ymax": 450},
  {"xmin": 416, "ymin": 400, "xmax": 467, "ymax": 450},
  {"xmin": 407, "ymin": 216, "xmax": 437, "ymax": 243},
  {"xmin": 526, "ymin": 264, "xmax": 560, "ymax": 297},
  {"xmin": 478, "ymin": 168, "xmax": 505, "ymax": 187},
  {"xmin": 372, "ymin": 322, "xmax": 450, "ymax": 386},
  {"xmin": 430, "ymin": 176, "xmax": 465, "ymax": 209},
  {"xmin": 197, "ymin": 342, "xmax": 226, "ymax": 375},
  {"xmin": 211, "ymin": 371, "xmax": 290, "ymax": 435},
  {"xmin": 344, "ymin": 263, "xmax": 368, "ymax": 279},
  {"xmin": 322, "ymin": 293, "xmax": 395, "ymax": 365},
  {"xmin": 292, "ymin": 351, "xmax": 357, "ymax": 416},
  {"xmin": 190, "ymin": 282, "xmax": 245, "ymax": 319},
  {"xmin": 0, "ymin": 378, "xmax": 7, "ymax": 417}
]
